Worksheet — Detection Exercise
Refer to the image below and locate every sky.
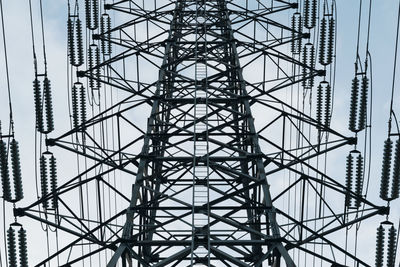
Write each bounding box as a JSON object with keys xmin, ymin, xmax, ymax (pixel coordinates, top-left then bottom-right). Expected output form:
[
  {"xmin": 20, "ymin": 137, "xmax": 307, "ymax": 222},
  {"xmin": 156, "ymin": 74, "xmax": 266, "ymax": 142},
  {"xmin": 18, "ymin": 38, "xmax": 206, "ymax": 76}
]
[{"xmin": 0, "ymin": 0, "xmax": 399, "ymax": 266}]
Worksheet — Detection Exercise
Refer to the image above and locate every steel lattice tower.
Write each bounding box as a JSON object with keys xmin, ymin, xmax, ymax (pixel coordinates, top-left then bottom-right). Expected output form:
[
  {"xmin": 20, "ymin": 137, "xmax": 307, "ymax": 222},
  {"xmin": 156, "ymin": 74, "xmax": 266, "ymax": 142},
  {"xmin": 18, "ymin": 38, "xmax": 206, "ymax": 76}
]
[
  {"xmin": 14, "ymin": 0, "xmax": 388, "ymax": 266},
  {"xmin": 107, "ymin": 1, "xmax": 295, "ymax": 265}
]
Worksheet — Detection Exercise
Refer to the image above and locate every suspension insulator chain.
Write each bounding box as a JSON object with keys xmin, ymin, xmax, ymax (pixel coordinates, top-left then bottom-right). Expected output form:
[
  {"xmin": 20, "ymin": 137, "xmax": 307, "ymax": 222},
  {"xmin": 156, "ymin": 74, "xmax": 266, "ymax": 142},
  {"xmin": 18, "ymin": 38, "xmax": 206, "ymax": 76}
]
[
  {"xmin": 43, "ymin": 78, "xmax": 55, "ymax": 133},
  {"xmin": 88, "ymin": 45, "xmax": 94, "ymax": 89},
  {"xmin": 71, "ymin": 83, "xmax": 79, "ymax": 128},
  {"xmin": 76, "ymin": 18, "xmax": 84, "ymax": 66},
  {"xmin": 357, "ymin": 76, "xmax": 369, "ymax": 131},
  {"xmin": 95, "ymin": 46, "xmax": 101, "ymax": 89},
  {"xmin": 319, "ymin": 17, "xmax": 327, "ymax": 65},
  {"xmin": 67, "ymin": 17, "xmax": 75, "ymax": 66},
  {"xmin": 7, "ymin": 226, "xmax": 29, "ymax": 267},
  {"xmin": 344, "ymin": 151, "xmax": 364, "ymax": 209},
  {"xmin": 345, "ymin": 153, "xmax": 353, "ymax": 208},
  {"xmin": 7, "ymin": 227, "xmax": 17, "ymax": 267},
  {"xmin": 348, "ymin": 76, "xmax": 359, "ymax": 132},
  {"xmin": 304, "ymin": 0, "xmax": 317, "ymax": 29},
  {"xmin": 0, "ymin": 139, "xmax": 11, "ymax": 201},
  {"xmin": 85, "ymin": 0, "xmax": 99, "ymax": 30},
  {"xmin": 316, "ymin": 82, "xmax": 331, "ymax": 129},
  {"xmin": 33, "ymin": 77, "xmax": 55, "ymax": 134},
  {"xmin": 10, "ymin": 139, "xmax": 23, "ymax": 202},
  {"xmin": 316, "ymin": 83, "xmax": 323, "ymax": 126},
  {"xmin": 319, "ymin": 17, "xmax": 335, "ymax": 66},
  {"xmin": 68, "ymin": 16, "xmax": 84, "ymax": 67},
  {"xmin": 302, "ymin": 43, "xmax": 315, "ymax": 89},
  {"xmin": 391, "ymin": 138, "xmax": 400, "ymax": 200},
  {"xmin": 326, "ymin": 18, "xmax": 335, "ymax": 65},
  {"xmin": 375, "ymin": 225, "xmax": 385, "ymax": 267},
  {"xmin": 33, "ymin": 78, "xmax": 44, "ymax": 132},
  {"xmin": 354, "ymin": 154, "xmax": 364, "ymax": 208},
  {"xmin": 324, "ymin": 83, "xmax": 332, "ymax": 127},
  {"xmin": 18, "ymin": 227, "xmax": 28, "ymax": 267},
  {"xmin": 88, "ymin": 44, "xmax": 101, "ymax": 91},
  {"xmin": 80, "ymin": 84, "xmax": 87, "ymax": 128},
  {"xmin": 379, "ymin": 137, "xmax": 400, "ymax": 201},
  {"xmin": 71, "ymin": 82, "xmax": 87, "ymax": 130},
  {"xmin": 49, "ymin": 155, "xmax": 58, "ymax": 209},
  {"xmin": 387, "ymin": 226, "xmax": 397, "ymax": 267},
  {"xmin": 40, "ymin": 155, "xmax": 49, "ymax": 209},
  {"xmin": 291, "ymin": 13, "xmax": 302, "ymax": 54},
  {"xmin": 101, "ymin": 13, "xmax": 112, "ymax": 55},
  {"xmin": 380, "ymin": 138, "xmax": 392, "ymax": 201}
]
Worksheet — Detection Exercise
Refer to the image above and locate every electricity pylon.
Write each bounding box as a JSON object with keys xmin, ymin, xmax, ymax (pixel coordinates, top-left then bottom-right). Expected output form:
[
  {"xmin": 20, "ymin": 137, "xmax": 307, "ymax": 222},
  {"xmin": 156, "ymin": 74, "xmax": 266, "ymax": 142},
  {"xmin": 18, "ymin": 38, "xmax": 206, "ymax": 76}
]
[{"xmin": 15, "ymin": 0, "xmax": 386, "ymax": 266}]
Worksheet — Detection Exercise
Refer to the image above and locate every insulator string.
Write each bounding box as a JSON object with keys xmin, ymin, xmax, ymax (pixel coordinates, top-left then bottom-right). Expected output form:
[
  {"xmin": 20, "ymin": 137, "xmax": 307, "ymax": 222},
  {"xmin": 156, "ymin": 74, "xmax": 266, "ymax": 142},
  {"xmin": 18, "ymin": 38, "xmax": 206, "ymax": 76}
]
[
  {"xmin": 10, "ymin": 139, "xmax": 23, "ymax": 202},
  {"xmin": 40, "ymin": 155, "xmax": 48, "ymax": 209},
  {"xmin": 326, "ymin": 17, "xmax": 334, "ymax": 65},
  {"xmin": 348, "ymin": 76, "xmax": 359, "ymax": 132},
  {"xmin": 67, "ymin": 17, "xmax": 75, "ymax": 66},
  {"xmin": 72, "ymin": 84, "xmax": 79, "ymax": 128},
  {"xmin": 100, "ymin": 13, "xmax": 112, "ymax": 55},
  {"xmin": 375, "ymin": 225, "xmax": 385, "ymax": 267},
  {"xmin": 354, "ymin": 154, "xmax": 363, "ymax": 208},
  {"xmin": 43, "ymin": 78, "xmax": 54, "ymax": 133},
  {"xmin": 386, "ymin": 226, "xmax": 396, "ymax": 267},
  {"xmin": 2, "ymin": 200, "xmax": 7, "ymax": 267},
  {"xmin": 380, "ymin": 138, "xmax": 392, "ymax": 201},
  {"xmin": 291, "ymin": 12, "xmax": 302, "ymax": 54},
  {"xmin": 80, "ymin": 84, "xmax": 87, "ymax": 127},
  {"xmin": 68, "ymin": 14, "xmax": 84, "ymax": 67},
  {"xmin": 324, "ymin": 82, "xmax": 331, "ymax": 127},
  {"xmin": 49, "ymin": 155, "xmax": 57, "ymax": 209},
  {"xmin": 0, "ymin": 140, "xmax": 11, "ymax": 202},
  {"xmin": 6, "ymin": 227, "xmax": 16, "ymax": 267},
  {"xmin": 345, "ymin": 153, "xmax": 353, "ymax": 208},
  {"xmin": 357, "ymin": 76, "xmax": 368, "ymax": 131},
  {"xmin": 33, "ymin": 79, "xmax": 43, "ymax": 133},
  {"xmin": 18, "ymin": 227, "xmax": 28, "ymax": 267},
  {"xmin": 394, "ymin": 219, "xmax": 400, "ymax": 267},
  {"xmin": 86, "ymin": 0, "xmax": 99, "ymax": 30},
  {"xmin": 390, "ymin": 139, "xmax": 400, "ymax": 200},
  {"xmin": 316, "ymin": 83, "xmax": 323, "ymax": 126},
  {"xmin": 318, "ymin": 16, "xmax": 326, "ymax": 65},
  {"xmin": 304, "ymin": 0, "xmax": 317, "ymax": 29}
]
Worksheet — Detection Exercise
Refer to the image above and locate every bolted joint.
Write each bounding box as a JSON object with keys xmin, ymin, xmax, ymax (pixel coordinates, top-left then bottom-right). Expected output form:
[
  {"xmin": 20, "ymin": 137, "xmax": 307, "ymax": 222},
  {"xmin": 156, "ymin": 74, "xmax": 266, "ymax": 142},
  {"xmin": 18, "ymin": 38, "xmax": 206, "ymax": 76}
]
[
  {"xmin": 77, "ymin": 70, "xmax": 86, "ymax": 77},
  {"xmin": 13, "ymin": 208, "xmax": 24, "ymax": 217},
  {"xmin": 290, "ymin": 3, "xmax": 299, "ymax": 9},
  {"xmin": 348, "ymin": 137, "xmax": 357, "ymax": 145},
  {"xmin": 92, "ymin": 34, "xmax": 100, "ymax": 40},
  {"xmin": 104, "ymin": 4, "xmax": 112, "ymax": 10},
  {"xmin": 46, "ymin": 138, "xmax": 56, "ymax": 147},
  {"xmin": 302, "ymin": 32, "xmax": 311, "ymax": 39},
  {"xmin": 378, "ymin": 206, "xmax": 390, "ymax": 215},
  {"xmin": 317, "ymin": 69, "xmax": 327, "ymax": 76}
]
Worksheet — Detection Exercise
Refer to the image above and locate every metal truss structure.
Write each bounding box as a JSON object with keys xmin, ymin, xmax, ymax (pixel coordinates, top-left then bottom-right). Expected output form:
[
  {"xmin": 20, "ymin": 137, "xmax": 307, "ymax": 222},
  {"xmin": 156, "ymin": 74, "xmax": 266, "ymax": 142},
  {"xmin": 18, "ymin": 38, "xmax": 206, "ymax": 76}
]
[{"xmin": 13, "ymin": 0, "xmax": 388, "ymax": 266}]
